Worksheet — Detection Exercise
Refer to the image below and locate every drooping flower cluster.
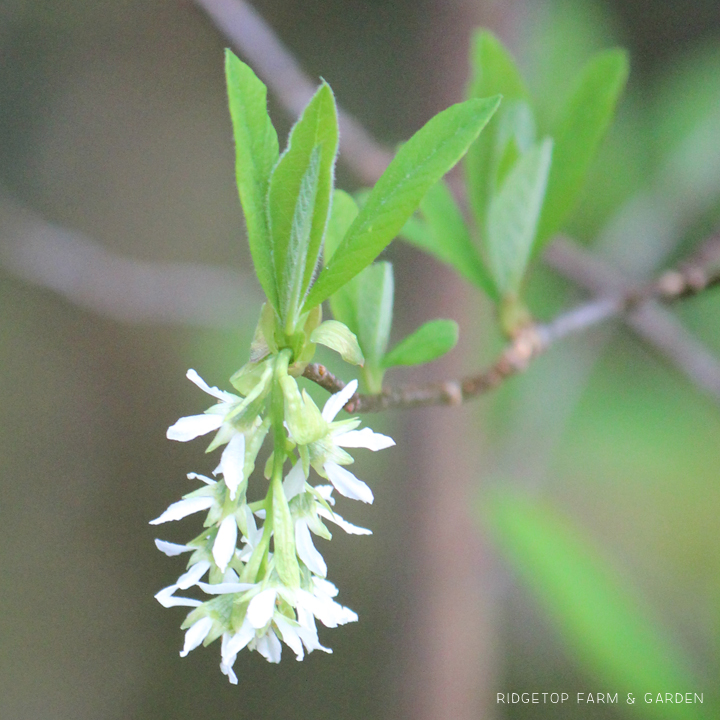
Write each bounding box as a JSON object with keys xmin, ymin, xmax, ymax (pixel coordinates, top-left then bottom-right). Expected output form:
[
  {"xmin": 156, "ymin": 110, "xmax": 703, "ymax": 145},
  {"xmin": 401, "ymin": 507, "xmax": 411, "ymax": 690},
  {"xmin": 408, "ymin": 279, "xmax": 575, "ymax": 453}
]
[{"xmin": 151, "ymin": 352, "xmax": 394, "ymax": 682}]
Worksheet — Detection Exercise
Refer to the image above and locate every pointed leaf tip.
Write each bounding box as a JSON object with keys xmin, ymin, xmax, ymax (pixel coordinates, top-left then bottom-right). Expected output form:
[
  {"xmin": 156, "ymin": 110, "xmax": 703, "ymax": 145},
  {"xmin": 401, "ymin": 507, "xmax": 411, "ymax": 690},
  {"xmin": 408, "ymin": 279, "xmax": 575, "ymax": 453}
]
[{"xmin": 303, "ymin": 95, "xmax": 501, "ymax": 310}]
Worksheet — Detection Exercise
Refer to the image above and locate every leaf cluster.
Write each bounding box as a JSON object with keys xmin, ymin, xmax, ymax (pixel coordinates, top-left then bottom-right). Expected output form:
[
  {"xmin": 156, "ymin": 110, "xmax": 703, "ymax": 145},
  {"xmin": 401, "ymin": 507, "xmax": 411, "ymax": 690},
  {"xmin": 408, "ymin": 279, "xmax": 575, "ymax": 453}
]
[
  {"xmin": 226, "ymin": 49, "xmax": 499, "ymax": 388},
  {"xmin": 401, "ymin": 31, "xmax": 628, "ymax": 333}
]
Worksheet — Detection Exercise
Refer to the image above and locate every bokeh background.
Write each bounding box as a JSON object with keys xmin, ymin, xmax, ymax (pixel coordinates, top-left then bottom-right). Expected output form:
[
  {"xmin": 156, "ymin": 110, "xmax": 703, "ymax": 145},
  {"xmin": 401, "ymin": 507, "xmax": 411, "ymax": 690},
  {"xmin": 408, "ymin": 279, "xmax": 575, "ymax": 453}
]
[{"xmin": 1, "ymin": 1, "xmax": 719, "ymax": 719}]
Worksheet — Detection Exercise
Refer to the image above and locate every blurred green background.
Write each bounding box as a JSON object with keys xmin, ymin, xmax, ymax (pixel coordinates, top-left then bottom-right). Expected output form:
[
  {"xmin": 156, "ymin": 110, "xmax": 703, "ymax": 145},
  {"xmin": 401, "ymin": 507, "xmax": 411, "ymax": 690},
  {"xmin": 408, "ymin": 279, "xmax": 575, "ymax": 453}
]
[{"xmin": 1, "ymin": 1, "xmax": 719, "ymax": 719}]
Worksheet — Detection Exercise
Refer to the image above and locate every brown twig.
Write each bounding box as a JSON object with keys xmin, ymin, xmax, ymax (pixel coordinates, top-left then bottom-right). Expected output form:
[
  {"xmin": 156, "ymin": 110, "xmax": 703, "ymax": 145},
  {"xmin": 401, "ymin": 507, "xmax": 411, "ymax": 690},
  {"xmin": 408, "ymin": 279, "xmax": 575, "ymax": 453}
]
[
  {"xmin": 304, "ymin": 235, "xmax": 720, "ymax": 412},
  {"xmin": 546, "ymin": 235, "xmax": 720, "ymax": 400}
]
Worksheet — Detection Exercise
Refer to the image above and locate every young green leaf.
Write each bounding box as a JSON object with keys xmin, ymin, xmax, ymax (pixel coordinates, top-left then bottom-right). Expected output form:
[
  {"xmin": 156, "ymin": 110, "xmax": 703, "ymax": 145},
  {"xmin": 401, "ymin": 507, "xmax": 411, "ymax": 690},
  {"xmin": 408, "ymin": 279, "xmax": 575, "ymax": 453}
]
[
  {"xmin": 325, "ymin": 194, "xmax": 394, "ymax": 390},
  {"xmin": 225, "ymin": 50, "xmax": 280, "ymax": 308},
  {"xmin": 279, "ymin": 146, "xmax": 322, "ymax": 326},
  {"xmin": 492, "ymin": 99, "xmax": 536, "ymax": 187},
  {"xmin": 400, "ymin": 180, "xmax": 498, "ymax": 299},
  {"xmin": 324, "ymin": 189, "xmax": 359, "ymax": 260},
  {"xmin": 466, "ymin": 31, "xmax": 530, "ymax": 232},
  {"xmin": 310, "ymin": 320, "xmax": 364, "ymax": 366},
  {"xmin": 324, "ymin": 190, "xmax": 361, "ymax": 337},
  {"xmin": 353, "ymin": 262, "xmax": 394, "ymax": 373},
  {"xmin": 483, "ymin": 492, "xmax": 709, "ymax": 720},
  {"xmin": 268, "ymin": 81, "xmax": 339, "ymax": 325},
  {"xmin": 485, "ymin": 138, "xmax": 553, "ymax": 295},
  {"xmin": 382, "ymin": 319, "xmax": 458, "ymax": 368},
  {"xmin": 534, "ymin": 48, "xmax": 629, "ymax": 251},
  {"xmin": 303, "ymin": 95, "xmax": 501, "ymax": 310}
]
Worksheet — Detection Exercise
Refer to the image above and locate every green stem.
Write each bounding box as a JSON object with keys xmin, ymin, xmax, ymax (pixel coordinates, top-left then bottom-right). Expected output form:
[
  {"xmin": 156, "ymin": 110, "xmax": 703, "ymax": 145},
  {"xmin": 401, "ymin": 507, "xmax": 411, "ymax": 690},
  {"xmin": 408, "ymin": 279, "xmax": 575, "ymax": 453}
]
[{"xmin": 240, "ymin": 349, "xmax": 292, "ymax": 585}]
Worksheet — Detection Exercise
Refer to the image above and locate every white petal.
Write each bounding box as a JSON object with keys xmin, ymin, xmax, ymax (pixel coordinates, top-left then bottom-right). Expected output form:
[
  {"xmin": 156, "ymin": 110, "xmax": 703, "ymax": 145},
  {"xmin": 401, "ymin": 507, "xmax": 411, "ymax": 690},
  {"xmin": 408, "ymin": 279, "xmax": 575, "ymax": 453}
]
[
  {"xmin": 179, "ymin": 616, "xmax": 213, "ymax": 657},
  {"xmin": 167, "ymin": 414, "xmax": 223, "ymax": 442},
  {"xmin": 220, "ymin": 634, "xmax": 240, "ymax": 684},
  {"xmin": 321, "ymin": 379, "xmax": 358, "ymax": 422},
  {"xmin": 154, "ymin": 585, "xmax": 202, "ymax": 608},
  {"xmin": 224, "ymin": 617, "xmax": 256, "ymax": 659},
  {"xmin": 149, "ymin": 496, "xmax": 214, "ymax": 525},
  {"xmin": 247, "ymin": 588, "xmax": 277, "ymax": 629},
  {"xmin": 186, "ymin": 369, "xmax": 238, "ymax": 403},
  {"xmin": 224, "ymin": 568, "xmax": 239, "ymax": 583},
  {"xmin": 256, "ymin": 629, "xmax": 282, "ymax": 663},
  {"xmin": 296, "ymin": 589, "xmax": 357, "ymax": 628},
  {"xmin": 315, "ymin": 485, "xmax": 335, "ymax": 505},
  {"xmin": 295, "ymin": 520, "xmax": 327, "ymax": 577},
  {"xmin": 220, "ymin": 658, "xmax": 238, "ymax": 685},
  {"xmin": 197, "ymin": 581, "xmax": 255, "ymax": 595},
  {"xmin": 274, "ymin": 615, "xmax": 304, "ymax": 660},
  {"xmin": 217, "ymin": 433, "xmax": 245, "ymax": 500},
  {"xmin": 324, "ymin": 461, "xmax": 374, "ymax": 504},
  {"xmin": 295, "ymin": 606, "xmax": 332, "ymax": 654},
  {"xmin": 212, "ymin": 516, "xmax": 238, "ymax": 573},
  {"xmin": 176, "ymin": 560, "xmax": 211, "ymax": 589},
  {"xmin": 154, "ymin": 539, "xmax": 192, "ymax": 556},
  {"xmin": 313, "ymin": 577, "xmax": 339, "ymax": 598},
  {"xmin": 187, "ymin": 472, "xmax": 216, "ymax": 485},
  {"xmin": 317, "ymin": 506, "xmax": 372, "ymax": 535},
  {"xmin": 336, "ymin": 427, "xmax": 395, "ymax": 451},
  {"xmin": 283, "ymin": 462, "xmax": 306, "ymax": 501}
]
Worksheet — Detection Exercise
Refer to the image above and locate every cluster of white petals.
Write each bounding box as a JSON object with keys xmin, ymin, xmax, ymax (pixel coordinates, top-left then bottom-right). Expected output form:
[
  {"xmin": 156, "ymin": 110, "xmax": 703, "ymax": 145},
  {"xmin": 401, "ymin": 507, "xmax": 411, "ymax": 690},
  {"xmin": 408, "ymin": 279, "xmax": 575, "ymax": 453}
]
[{"xmin": 152, "ymin": 366, "xmax": 394, "ymax": 681}]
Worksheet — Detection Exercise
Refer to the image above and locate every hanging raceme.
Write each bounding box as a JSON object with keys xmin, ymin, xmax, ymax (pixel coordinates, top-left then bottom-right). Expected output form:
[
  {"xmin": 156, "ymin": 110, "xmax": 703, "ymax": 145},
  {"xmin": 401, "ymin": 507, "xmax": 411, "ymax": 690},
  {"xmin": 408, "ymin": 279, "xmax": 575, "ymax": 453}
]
[{"xmin": 150, "ymin": 49, "xmax": 499, "ymax": 680}]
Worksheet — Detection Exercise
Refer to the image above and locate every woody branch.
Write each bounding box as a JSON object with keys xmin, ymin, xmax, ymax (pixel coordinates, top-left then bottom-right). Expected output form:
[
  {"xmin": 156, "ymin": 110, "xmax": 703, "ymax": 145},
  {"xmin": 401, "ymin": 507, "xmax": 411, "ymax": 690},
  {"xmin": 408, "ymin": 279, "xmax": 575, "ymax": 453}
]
[{"xmin": 303, "ymin": 232, "xmax": 720, "ymax": 412}]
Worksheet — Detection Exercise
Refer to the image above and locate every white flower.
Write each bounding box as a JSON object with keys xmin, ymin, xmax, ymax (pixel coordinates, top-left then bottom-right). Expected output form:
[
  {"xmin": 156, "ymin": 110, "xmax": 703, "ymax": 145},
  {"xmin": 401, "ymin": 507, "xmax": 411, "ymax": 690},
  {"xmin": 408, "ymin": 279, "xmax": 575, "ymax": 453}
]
[
  {"xmin": 212, "ymin": 515, "xmax": 238, "ymax": 573},
  {"xmin": 154, "ymin": 560, "xmax": 211, "ymax": 608},
  {"xmin": 295, "ymin": 519, "xmax": 327, "ymax": 577},
  {"xmin": 180, "ymin": 617, "xmax": 214, "ymax": 657},
  {"xmin": 156, "ymin": 361, "xmax": 393, "ymax": 678},
  {"xmin": 154, "ymin": 539, "xmax": 193, "ymax": 556},
  {"xmin": 166, "ymin": 369, "xmax": 240, "ymax": 442},
  {"xmin": 149, "ymin": 495, "xmax": 214, "ymax": 525},
  {"xmin": 184, "ymin": 572, "xmax": 351, "ymax": 680},
  {"xmin": 314, "ymin": 485, "xmax": 372, "ymax": 535},
  {"xmin": 215, "ymin": 433, "xmax": 245, "ymax": 500},
  {"xmin": 308, "ymin": 380, "xmax": 395, "ymax": 504},
  {"xmin": 296, "ymin": 578, "xmax": 358, "ymax": 628},
  {"xmin": 165, "ymin": 369, "xmax": 272, "ymax": 502}
]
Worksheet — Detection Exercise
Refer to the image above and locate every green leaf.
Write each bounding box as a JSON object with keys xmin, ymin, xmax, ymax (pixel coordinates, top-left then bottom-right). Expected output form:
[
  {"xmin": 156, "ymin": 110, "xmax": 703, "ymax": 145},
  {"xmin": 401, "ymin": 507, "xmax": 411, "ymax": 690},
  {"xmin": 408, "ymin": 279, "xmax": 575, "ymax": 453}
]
[
  {"xmin": 382, "ymin": 319, "xmax": 458, "ymax": 368},
  {"xmin": 280, "ymin": 146, "xmax": 322, "ymax": 325},
  {"xmin": 303, "ymin": 95, "xmax": 501, "ymax": 310},
  {"xmin": 353, "ymin": 262, "xmax": 394, "ymax": 372},
  {"xmin": 493, "ymin": 99, "xmax": 536, "ymax": 187},
  {"xmin": 272, "ymin": 473, "xmax": 300, "ymax": 589},
  {"xmin": 324, "ymin": 190, "xmax": 361, "ymax": 333},
  {"xmin": 324, "ymin": 189, "xmax": 359, "ymax": 262},
  {"xmin": 268, "ymin": 81, "xmax": 339, "ymax": 324},
  {"xmin": 485, "ymin": 138, "xmax": 553, "ymax": 295},
  {"xmin": 225, "ymin": 50, "xmax": 280, "ymax": 308},
  {"xmin": 534, "ymin": 48, "xmax": 629, "ymax": 251},
  {"xmin": 400, "ymin": 180, "xmax": 498, "ymax": 299},
  {"xmin": 483, "ymin": 492, "xmax": 710, "ymax": 720},
  {"xmin": 465, "ymin": 31, "xmax": 530, "ymax": 232},
  {"xmin": 324, "ymin": 196, "xmax": 394, "ymax": 389},
  {"xmin": 310, "ymin": 320, "xmax": 364, "ymax": 366}
]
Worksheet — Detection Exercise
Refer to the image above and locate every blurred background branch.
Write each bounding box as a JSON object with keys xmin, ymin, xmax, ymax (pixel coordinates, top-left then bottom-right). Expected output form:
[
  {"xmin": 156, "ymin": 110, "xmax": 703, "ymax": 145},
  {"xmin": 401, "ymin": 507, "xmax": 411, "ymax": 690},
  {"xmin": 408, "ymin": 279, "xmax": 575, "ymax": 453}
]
[{"xmin": 0, "ymin": 193, "xmax": 260, "ymax": 327}]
